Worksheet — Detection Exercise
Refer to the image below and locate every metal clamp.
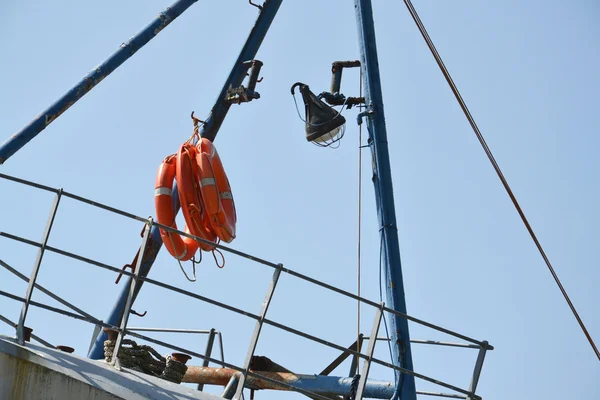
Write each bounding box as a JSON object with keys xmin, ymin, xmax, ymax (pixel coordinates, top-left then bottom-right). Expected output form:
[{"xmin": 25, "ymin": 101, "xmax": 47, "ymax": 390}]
[
  {"xmin": 357, "ymin": 109, "xmax": 374, "ymax": 125},
  {"xmin": 225, "ymin": 60, "xmax": 263, "ymax": 104}
]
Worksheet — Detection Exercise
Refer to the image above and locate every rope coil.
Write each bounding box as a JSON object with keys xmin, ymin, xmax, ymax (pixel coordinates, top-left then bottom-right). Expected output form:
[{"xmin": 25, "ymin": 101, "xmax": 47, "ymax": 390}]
[{"xmin": 104, "ymin": 339, "xmax": 188, "ymax": 384}]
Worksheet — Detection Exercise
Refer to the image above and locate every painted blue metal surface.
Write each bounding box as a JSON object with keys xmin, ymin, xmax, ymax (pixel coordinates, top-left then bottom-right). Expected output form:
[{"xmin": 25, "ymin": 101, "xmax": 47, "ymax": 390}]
[
  {"xmin": 0, "ymin": 0, "xmax": 198, "ymax": 165},
  {"xmin": 281, "ymin": 375, "xmax": 395, "ymax": 399},
  {"xmin": 354, "ymin": 1, "xmax": 417, "ymax": 399},
  {"xmin": 88, "ymin": 0, "xmax": 283, "ymax": 360}
]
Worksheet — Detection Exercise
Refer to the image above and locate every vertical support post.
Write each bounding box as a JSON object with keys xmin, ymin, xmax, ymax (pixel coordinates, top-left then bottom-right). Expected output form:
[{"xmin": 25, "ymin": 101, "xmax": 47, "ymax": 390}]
[
  {"xmin": 355, "ymin": 305, "xmax": 383, "ymax": 400},
  {"xmin": 234, "ymin": 266, "xmax": 282, "ymax": 400},
  {"xmin": 217, "ymin": 331, "xmax": 226, "ymax": 365},
  {"xmin": 467, "ymin": 341, "xmax": 488, "ymax": 400},
  {"xmin": 0, "ymin": 0, "xmax": 199, "ymax": 164},
  {"xmin": 354, "ymin": 1, "xmax": 417, "ymax": 399},
  {"xmin": 16, "ymin": 189, "xmax": 62, "ymax": 344},
  {"xmin": 111, "ymin": 218, "xmax": 152, "ymax": 367},
  {"xmin": 88, "ymin": 0, "xmax": 283, "ymax": 360},
  {"xmin": 348, "ymin": 335, "xmax": 364, "ymax": 377},
  {"xmin": 197, "ymin": 328, "xmax": 217, "ymax": 391}
]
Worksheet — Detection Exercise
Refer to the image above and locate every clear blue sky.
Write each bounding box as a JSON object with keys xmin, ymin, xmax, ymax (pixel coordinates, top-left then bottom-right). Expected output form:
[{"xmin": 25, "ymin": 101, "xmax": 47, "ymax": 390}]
[{"xmin": 1, "ymin": 1, "xmax": 598, "ymax": 399}]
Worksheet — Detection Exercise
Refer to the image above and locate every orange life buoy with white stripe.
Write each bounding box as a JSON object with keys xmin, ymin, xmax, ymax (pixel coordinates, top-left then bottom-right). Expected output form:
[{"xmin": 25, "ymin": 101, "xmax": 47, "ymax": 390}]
[
  {"xmin": 154, "ymin": 156, "xmax": 199, "ymax": 261},
  {"xmin": 176, "ymin": 143, "xmax": 217, "ymax": 251},
  {"xmin": 196, "ymin": 138, "xmax": 237, "ymax": 243},
  {"xmin": 154, "ymin": 139, "xmax": 235, "ymax": 261}
]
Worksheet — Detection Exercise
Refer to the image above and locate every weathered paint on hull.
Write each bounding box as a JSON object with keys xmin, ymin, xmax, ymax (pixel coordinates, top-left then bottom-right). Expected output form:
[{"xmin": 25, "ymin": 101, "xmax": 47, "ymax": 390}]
[{"xmin": 0, "ymin": 336, "xmax": 219, "ymax": 400}]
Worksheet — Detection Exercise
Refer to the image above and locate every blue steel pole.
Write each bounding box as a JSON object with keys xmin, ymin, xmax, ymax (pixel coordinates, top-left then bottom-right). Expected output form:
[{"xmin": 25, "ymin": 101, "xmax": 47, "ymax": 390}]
[
  {"xmin": 354, "ymin": 1, "xmax": 417, "ymax": 399},
  {"xmin": 270, "ymin": 375, "xmax": 396, "ymax": 399},
  {"xmin": 88, "ymin": 0, "xmax": 283, "ymax": 360},
  {"xmin": 0, "ymin": 0, "xmax": 198, "ymax": 165}
]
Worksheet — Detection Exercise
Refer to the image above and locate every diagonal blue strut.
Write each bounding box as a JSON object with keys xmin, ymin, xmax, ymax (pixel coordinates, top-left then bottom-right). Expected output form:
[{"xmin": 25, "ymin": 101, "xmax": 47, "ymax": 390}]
[{"xmin": 0, "ymin": 0, "xmax": 200, "ymax": 165}]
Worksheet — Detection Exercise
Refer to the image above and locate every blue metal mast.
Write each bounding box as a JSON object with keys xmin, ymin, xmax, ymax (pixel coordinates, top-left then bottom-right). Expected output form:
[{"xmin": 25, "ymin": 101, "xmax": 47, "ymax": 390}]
[
  {"xmin": 88, "ymin": 0, "xmax": 283, "ymax": 359},
  {"xmin": 0, "ymin": 0, "xmax": 199, "ymax": 165},
  {"xmin": 355, "ymin": 1, "xmax": 417, "ymax": 399}
]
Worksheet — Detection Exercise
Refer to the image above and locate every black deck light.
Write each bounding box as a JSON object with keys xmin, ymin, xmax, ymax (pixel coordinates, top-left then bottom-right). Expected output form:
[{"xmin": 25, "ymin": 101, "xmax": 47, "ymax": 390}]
[{"xmin": 291, "ymin": 82, "xmax": 346, "ymax": 146}]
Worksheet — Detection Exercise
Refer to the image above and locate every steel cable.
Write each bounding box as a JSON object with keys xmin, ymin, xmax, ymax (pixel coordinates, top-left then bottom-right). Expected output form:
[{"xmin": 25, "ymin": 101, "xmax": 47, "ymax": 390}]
[{"xmin": 401, "ymin": 0, "xmax": 599, "ymax": 360}]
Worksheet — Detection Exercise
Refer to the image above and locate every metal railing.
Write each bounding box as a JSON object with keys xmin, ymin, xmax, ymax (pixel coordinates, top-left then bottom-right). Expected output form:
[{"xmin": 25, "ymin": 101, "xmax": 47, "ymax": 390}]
[{"xmin": 0, "ymin": 172, "xmax": 492, "ymax": 400}]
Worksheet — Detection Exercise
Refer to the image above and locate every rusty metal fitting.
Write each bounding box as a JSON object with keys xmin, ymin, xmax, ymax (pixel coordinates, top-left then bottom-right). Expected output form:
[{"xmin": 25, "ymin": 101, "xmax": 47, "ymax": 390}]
[
  {"xmin": 57, "ymin": 345, "xmax": 75, "ymax": 353},
  {"xmin": 103, "ymin": 328, "xmax": 118, "ymax": 341},
  {"xmin": 171, "ymin": 353, "xmax": 192, "ymax": 365},
  {"xmin": 23, "ymin": 326, "xmax": 33, "ymax": 342}
]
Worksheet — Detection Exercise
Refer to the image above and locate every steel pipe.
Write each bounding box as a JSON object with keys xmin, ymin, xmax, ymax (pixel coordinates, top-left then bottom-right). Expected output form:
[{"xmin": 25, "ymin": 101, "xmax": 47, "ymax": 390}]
[{"xmin": 183, "ymin": 367, "xmax": 395, "ymax": 399}]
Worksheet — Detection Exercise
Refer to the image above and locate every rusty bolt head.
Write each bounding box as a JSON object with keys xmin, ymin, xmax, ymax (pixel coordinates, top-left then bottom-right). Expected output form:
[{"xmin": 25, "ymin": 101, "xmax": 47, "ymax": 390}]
[
  {"xmin": 23, "ymin": 326, "xmax": 33, "ymax": 342},
  {"xmin": 171, "ymin": 353, "xmax": 192, "ymax": 364},
  {"xmin": 56, "ymin": 345, "xmax": 75, "ymax": 353},
  {"xmin": 102, "ymin": 328, "xmax": 118, "ymax": 341}
]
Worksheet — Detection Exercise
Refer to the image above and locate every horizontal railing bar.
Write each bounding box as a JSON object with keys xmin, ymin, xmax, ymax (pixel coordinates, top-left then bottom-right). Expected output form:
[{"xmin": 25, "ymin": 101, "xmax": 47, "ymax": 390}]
[
  {"xmin": 410, "ymin": 340, "xmax": 480, "ymax": 349},
  {"xmin": 278, "ymin": 265, "xmax": 490, "ymax": 349},
  {"xmin": 140, "ymin": 275, "xmax": 261, "ymax": 320},
  {"xmin": 0, "ymin": 174, "xmax": 493, "ymax": 349},
  {"xmin": 416, "ymin": 391, "xmax": 467, "ymax": 399},
  {"xmin": 1, "ymin": 288, "xmax": 478, "ymax": 398},
  {"xmin": 369, "ymin": 356, "xmax": 476, "ymax": 398},
  {"xmin": 0, "ymin": 259, "xmax": 99, "ymax": 324},
  {"xmin": 0, "ymin": 232, "xmax": 261, "ymax": 320},
  {"xmin": 364, "ymin": 336, "xmax": 480, "ymax": 349},
  {"xmin": 0, "ymin": 173, "xmax": 494, "ymax": 349},
  {"xmin": 62, "ymin": 191, "xmax": 148, "ymax": 224},
  {"xmin": 261, "ymin": 317, "xmax": 477, "ymax": 398},
  {"xmin": 153, "ymin": 220, "xmax": 281, "ymax": 269},
  {"xmin": 0, "ymin": 312, "xmax": 54, "ymax": 348},
  {"xmin": 0, "ymin": 173, "xmax": 146, "ymax": 223},
  {"xmin": 0, "ymin": 229, "xmax": 491, "ymax": 350},
  {"xmin": 127, "ymin": 327, "xmax": 219, "ymax": 334},
  {"xmin": 0, "ymin": 232, "xmax": 136, "ymax": 277},
  {"xmin": 0, "ymin": 173, "xmax": 60, "ymax": 194},
  {"xmin": 0, "ymin": 290, "xmax": 93, "ymax": 324},
  {"xmin": 0, "ymin": 289, "xmax": 331, "ymax": 400}
]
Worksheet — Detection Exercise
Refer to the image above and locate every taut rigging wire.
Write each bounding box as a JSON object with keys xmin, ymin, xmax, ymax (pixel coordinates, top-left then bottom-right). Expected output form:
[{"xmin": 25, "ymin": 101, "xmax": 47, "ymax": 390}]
[{"xmin": 402, "ymin": 0, "xmax": 599, "ymax": 361}]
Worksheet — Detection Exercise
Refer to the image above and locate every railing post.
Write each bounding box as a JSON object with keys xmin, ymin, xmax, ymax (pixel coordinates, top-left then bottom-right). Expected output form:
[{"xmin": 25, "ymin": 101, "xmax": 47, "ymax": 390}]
[
  {"xmin": 16, "ymin": 189, "xmax": 62, "ymax": 344},
  {"xmin": 111, "ymin": 218, "xmax": 152, "ymax": 367},
  {"xmin": 467, "ymin": 341, "xmax": 488, "ymax": 400},
  {"xmin": 197, "ymin": 328, "xmax": 217, "ymax": 391},
  {"xmin": 234, "ymin": 265, "xmax": 282, "ymax": 400},
  {"xmin": 355, "ymin": 303, "xmax": 383, "ymax": 400}
]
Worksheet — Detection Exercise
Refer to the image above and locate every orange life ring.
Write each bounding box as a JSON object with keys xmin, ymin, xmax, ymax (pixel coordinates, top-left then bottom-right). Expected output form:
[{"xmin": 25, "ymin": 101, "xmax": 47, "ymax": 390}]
[
  {"xmin": 196, "ymin": 138, "xmax": 237, "ymax": 243},
  {"xmin": 154, "ymin": 156, "xmax": 199, "ymax": 261},
  {"xmin": 176, "ymin": 143, "xmax": 217, "ymax": 251}
]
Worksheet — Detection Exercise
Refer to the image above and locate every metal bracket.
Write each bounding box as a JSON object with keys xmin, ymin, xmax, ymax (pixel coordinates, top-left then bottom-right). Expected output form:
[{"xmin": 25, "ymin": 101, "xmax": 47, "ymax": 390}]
[
  {"xmin": 225, "ymin": 60, "xmax": 263, "ymax": 104},
  {"xmin": 356, "ymin": 109, "xmax": 374, "ymax": 125},
  {"xmin": 130, "ymin": 309, "xmax": 147, "ymax": 317}
]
